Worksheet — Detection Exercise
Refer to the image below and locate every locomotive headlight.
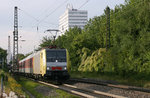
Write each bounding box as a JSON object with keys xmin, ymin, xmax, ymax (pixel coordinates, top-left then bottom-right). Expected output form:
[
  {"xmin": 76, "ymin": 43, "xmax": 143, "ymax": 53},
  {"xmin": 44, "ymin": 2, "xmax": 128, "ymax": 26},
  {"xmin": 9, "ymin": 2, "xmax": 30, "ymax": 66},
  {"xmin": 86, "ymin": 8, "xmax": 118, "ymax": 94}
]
[
  {"xmin": 47, "ymin": 67, "xmax": 50, "ymax": 70},
  {"xmin": 64, "ymin": 67, "xmax": 67, "ymax": 70}
]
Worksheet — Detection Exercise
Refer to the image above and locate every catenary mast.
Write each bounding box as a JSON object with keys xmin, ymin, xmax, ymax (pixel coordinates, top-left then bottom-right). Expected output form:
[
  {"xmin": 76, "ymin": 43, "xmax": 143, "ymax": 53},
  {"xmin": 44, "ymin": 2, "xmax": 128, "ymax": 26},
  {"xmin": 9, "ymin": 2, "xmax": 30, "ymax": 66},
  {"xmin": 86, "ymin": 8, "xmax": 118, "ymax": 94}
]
[
  {"xmin": 7, "ymin": 36, "xmax": 11, "ymax": 64},
  {"xmin": 13, "ymin": 6, "xmax": 19, "ymax": 71}
]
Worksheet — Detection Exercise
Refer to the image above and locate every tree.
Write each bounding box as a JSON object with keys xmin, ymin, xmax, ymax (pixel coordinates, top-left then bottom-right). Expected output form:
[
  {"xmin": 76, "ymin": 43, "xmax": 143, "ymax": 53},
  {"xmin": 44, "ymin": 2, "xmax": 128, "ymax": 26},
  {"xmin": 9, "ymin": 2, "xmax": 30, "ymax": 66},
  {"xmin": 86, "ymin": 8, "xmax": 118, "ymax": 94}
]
[
  {"xmin": 39, "ymin": 36, "xmax": 53, "ymax": 48},
  {"xmin": 0, "ymin": 47, "xmax": 7, "ymax": 68},
  {"xmin": 17, "ymin": 54, "xmax": 25, "ymax": 61}
]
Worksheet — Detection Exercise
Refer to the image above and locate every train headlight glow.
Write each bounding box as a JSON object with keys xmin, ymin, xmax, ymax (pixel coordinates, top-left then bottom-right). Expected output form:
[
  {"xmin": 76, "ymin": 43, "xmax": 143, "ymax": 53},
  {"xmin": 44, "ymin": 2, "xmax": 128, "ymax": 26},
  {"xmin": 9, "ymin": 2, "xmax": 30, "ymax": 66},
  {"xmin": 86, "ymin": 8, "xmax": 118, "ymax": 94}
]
[
  {"xmin": 47, "ymin": 67, "xmax": 50, "ymax": 70},
  {"xmin": 64, "ymin": 67, "xmax": 67, "ymax": 70}
]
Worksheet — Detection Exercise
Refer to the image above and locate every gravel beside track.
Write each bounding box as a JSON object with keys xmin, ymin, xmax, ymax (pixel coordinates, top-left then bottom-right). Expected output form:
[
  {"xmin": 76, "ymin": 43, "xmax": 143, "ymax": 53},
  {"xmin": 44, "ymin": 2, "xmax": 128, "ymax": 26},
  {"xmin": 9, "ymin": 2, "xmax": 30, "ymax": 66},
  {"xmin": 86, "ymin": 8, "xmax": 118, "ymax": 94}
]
[
  {"xmin": 35, "ymin": 85, "xmax": 59, "ymax": 97},
  {"xmin": 23, "ymin": 77, "xmax": 150, "ymax": 98},
  {"xmin": 37, "ymin": 80, "xmax": 127, "ymax": 98},
  {"xmin": 69, "ymin": 78, "xmax": 150, "ymax": 93},
  {"xmin": 69, "ymin": 82, "xmax": 150, "ymax": 98}
]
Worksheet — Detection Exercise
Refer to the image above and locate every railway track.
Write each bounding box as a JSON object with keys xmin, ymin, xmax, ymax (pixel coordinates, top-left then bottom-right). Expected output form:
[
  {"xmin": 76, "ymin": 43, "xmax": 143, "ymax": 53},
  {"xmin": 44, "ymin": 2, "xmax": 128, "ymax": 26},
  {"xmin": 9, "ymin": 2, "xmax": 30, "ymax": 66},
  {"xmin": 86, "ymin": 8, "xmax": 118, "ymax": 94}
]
[
  {"xmin": 68, "ymin": 78, "xmax": 150, "ymax": 93},
  {"xmin": 21, "ymin": 76, "xmax": 150, "ymax": 97},
  {"xmin": 38, "ymin": 81, "xmax": 127, "ymax": 98}
]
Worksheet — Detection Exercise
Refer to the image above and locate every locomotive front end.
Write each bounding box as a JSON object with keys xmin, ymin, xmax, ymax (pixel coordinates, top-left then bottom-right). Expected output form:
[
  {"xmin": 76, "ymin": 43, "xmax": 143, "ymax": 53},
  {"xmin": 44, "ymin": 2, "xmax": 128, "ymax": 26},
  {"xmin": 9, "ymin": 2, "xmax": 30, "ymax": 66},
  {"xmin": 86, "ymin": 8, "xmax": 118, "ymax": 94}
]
[{"xmin": 45, "ymin": 49, "xmax": 70, "ymax": 81}]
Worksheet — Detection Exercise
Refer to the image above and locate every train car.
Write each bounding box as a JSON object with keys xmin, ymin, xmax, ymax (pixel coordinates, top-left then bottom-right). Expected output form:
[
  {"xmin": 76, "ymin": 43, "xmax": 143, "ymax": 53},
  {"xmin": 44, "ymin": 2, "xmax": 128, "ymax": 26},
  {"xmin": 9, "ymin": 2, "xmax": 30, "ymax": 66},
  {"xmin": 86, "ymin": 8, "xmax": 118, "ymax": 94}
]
[
  {"xmin": 19, "ymin": 54, "xmax": 34, "ymax": 76},
  {"xmin": 18, "ymin": 48, "xmax": 70, "ymax": 81}
]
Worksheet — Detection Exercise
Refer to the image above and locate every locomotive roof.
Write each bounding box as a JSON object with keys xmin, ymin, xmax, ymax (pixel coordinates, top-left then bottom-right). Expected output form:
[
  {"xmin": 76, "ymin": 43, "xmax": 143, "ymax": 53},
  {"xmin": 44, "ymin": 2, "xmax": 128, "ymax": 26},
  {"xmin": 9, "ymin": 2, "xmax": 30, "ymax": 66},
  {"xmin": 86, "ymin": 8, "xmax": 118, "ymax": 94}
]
[
  {"xmin": 19, "ymin": 48, "xmax": 66, "ymax": 63},
  {"xmin": 45, "ymin": 48, "xmax": 66, "ymax": 51}
]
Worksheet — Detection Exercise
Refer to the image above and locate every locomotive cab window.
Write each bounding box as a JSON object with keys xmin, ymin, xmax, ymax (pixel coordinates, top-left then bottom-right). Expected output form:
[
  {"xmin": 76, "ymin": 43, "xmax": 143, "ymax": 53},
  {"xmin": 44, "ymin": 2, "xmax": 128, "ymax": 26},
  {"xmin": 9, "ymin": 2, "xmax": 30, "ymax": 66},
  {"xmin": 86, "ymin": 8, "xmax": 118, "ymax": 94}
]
[
  {"xmin": 46, "ymin": 50, "xmax": 56, "ymax": 62},
  {"xmin": 46, "ymin": 50, "xmax": 66, "ymax": 62},
  {"xmin": 57, "ymin": 51, "xmax": 66, "ymax": 62}
]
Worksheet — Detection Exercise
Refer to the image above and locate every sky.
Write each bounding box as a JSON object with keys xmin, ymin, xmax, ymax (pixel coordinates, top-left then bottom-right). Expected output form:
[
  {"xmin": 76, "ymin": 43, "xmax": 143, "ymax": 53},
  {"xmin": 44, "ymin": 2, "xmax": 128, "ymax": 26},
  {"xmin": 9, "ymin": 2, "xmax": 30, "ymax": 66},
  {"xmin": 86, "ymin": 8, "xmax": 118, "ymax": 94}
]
[{"xmin": 0, "ymin": 0, "xmax": 125, "ymax": 54}]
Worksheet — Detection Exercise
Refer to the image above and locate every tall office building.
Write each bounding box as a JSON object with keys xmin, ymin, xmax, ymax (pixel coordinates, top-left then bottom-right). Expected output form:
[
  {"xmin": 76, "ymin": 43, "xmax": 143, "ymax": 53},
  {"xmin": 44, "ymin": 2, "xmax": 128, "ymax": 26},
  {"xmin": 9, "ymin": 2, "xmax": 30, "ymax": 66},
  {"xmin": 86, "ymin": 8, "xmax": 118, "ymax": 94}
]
[{"xmin": 59, "ymin": 5, "xmax": 88, "ymax": 33}]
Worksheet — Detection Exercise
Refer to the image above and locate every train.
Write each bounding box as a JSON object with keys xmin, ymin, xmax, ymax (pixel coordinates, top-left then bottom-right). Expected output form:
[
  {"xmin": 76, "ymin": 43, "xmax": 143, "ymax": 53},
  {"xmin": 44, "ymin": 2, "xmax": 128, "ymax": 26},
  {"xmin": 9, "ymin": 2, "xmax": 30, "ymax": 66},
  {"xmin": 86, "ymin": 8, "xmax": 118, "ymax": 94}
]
[{"xmin": 17, "ymin": 48, "xmax": 70, "ymax": 82}]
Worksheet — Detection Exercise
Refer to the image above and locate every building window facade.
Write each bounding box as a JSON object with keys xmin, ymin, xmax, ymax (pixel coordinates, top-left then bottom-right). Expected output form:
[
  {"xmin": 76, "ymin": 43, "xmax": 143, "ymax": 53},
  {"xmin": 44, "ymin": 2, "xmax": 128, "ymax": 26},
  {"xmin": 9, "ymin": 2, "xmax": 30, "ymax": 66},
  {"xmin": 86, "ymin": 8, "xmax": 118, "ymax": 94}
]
[{"xmin": 59, "ymin": 6, "xmax": 88, "ymax": 33}]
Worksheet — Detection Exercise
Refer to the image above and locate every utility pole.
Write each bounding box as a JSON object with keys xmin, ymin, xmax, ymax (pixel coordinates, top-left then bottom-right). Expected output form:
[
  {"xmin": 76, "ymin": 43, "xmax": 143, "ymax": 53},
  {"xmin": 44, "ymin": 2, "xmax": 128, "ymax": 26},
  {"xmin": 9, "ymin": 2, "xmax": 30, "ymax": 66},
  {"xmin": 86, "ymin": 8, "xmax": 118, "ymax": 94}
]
[
  {"xmin": 105, "ymin": 6, "xmax": 110, "ymax": 50},
  {"xmin": 0, "ymin": 55, "xmax": 4, "ymax": 98},
  {"xmin": 13, "ymin": 6, "xmax": 18, "ymax": 72},
  {"xmin": 1, "ymin": 74, "xmax": 3, "ymax": 98},
  {"xmin": 7, "ymin": 36, "xmax": 11, "ymax": 65}
]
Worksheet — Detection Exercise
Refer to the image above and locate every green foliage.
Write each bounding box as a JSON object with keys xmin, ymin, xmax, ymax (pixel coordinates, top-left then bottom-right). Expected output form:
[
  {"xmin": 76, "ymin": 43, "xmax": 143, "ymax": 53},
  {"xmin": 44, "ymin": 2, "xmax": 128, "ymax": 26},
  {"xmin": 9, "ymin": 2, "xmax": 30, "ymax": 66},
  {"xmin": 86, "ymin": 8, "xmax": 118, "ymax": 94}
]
[
  {"xmin": 0, "ymin": 70, "xmax": 25, "ymax": 96},
  {"xmin": 66, "ymin": 50, "xmax": 71, "ymax": 72},
  {"xmin": 107, "ymin": 0, "xmax": 150, "ymax": 76},
  {"xmin": 17, "ymin": 54, "xmax": 25, "ymax": 60},
  {"xmin": 39, "ymin": 36, "xmax": 53, "ymax": 48},
  {"xmin": 70, "ymin": 71, "xmax": 150, "ymax": 88},
  {"xmin": 56, "ymin": 27, "xmax": 83, "ymax": 68},
  {"xmin": 55, "ymin": 89, "xmax": 79, "ymax": 98},
  {"xmin": 0, "ymin": 47, "xmax": 7, "ymax": 58},
  {"xmin": 18, "ymin": 78, "xmax": 44, "ymax": 98},
  {"xmin": 0, "ymin": 47, "xmax": 7, "ymax": 67},
  {"xmin": 78, "ymin": 48, "xmax": 106, "ymax": 72},
  {"xmin": 19, "ymin": 78, "xmax": 79, "ymax": 98},
  {"xmin": 39, "ymin": 0, "xmax": 150, "ymax": 78}
]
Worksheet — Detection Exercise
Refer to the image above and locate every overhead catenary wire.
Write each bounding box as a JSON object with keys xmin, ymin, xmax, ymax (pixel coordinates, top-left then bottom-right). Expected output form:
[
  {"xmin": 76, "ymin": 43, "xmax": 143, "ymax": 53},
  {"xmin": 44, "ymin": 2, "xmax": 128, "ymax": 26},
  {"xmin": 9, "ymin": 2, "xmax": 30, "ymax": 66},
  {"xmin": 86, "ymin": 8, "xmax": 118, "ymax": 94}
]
[
  {"xmin": 18, "ymin": 8, "xmax": 39, "ymax": 22},
  {"xmin": 37, "ymin": 0, "xmax": 69, "ymax": 25},
  {"xmin": 28, "ymin": 0, "xmax": 59, "ymax": 27},
  {"xmin": 18, "ymin": 7, "xmax": 59, "ymax": 33},
  {"xmin": 18, "ymin": 8, "xmax": 59, "ymax": 26},
  {"xmin": 38, "ymin": 0, "xmax": 59, "ymax": 17},
  {"xmin": 78, "ymin": 0, "xmax": 90, "ymax": 9}
]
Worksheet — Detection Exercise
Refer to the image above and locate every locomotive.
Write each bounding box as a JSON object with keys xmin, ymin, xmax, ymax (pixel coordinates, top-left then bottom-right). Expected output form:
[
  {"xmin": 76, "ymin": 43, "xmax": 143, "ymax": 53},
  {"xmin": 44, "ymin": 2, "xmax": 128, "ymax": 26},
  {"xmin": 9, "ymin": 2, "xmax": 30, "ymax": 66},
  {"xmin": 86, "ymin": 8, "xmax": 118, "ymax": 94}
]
[{"xmin": 18, "ymin": 48, "xmax": 70, "ymax": 81}]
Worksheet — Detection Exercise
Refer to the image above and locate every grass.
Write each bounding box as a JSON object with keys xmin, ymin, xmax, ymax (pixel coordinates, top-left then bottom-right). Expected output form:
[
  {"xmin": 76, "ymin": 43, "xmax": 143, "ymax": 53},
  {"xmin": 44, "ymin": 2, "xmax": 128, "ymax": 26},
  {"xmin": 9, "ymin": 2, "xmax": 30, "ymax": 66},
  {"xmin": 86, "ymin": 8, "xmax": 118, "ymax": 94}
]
[
  {"xmin": 18, "ymin": 78, "xmax": 43, "ymax": 98},
  {"xmin": 0, "ymin": 69, "xmax": 27, "ymax": 97},
  {"xmin": 18, "ymin": 77, "xmax": 79, "ymax": 98},
  {"xmin": 69, "ymin": 71, "xmax": 150, "ymax": 89},
  {"xmin": 54, "ymin": 89, "xmax": 79, "ymax": 98}
]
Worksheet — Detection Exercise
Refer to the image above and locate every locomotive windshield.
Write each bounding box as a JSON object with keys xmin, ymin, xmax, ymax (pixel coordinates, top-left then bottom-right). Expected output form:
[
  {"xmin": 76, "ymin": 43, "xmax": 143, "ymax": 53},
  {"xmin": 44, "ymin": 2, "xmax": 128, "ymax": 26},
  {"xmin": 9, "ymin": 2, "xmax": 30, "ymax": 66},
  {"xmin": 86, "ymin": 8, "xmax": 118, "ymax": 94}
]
[
  {"xmin": 46, "ymin": 51, "xmax": 57, "ymax": 57},
  {"xmin": 46, "ymin": 49, "xmax": 66, "ymax": 62},
  {"xmin": 57, "ymin": 51, "xmax": 66, "ymax": 58}
]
